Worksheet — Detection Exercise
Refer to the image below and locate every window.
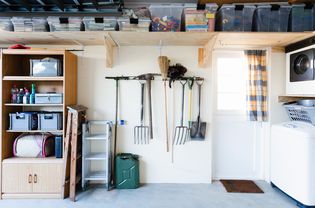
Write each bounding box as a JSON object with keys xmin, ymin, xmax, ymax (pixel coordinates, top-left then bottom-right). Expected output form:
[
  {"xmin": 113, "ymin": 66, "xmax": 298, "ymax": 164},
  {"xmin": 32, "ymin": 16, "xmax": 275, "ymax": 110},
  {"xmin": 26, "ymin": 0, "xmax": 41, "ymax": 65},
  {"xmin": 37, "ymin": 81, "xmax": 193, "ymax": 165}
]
[{"xmin": 215, "ymin": 53, "xmax": 247, "ymax": 112}]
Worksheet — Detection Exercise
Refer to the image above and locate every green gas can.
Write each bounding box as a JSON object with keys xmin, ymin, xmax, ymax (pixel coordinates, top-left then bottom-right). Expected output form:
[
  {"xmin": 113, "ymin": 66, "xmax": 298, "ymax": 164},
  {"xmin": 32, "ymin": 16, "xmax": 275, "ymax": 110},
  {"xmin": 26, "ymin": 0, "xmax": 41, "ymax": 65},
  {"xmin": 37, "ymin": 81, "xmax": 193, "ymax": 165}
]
[{"xmin": 115, "ymin": 153, "xmax": 140, "ymax": 189}]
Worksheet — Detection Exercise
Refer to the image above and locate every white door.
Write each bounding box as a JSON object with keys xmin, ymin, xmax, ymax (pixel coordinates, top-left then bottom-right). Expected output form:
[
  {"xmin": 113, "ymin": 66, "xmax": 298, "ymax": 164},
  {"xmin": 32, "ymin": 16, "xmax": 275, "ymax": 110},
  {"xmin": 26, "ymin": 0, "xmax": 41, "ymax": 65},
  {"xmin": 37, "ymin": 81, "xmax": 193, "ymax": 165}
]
[{"xmin": 212, "ymin": 51, "xmax": 262, "ymax": 180}]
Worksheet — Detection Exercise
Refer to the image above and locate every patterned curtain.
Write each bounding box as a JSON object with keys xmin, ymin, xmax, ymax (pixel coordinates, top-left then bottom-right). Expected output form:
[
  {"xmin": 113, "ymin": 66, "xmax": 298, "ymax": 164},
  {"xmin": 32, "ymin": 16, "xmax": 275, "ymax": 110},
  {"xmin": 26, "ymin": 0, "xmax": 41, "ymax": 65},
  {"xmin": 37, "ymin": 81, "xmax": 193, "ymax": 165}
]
[{"xmin": 244, "ymin": 50, "xmax": 268, "ymax": 122}]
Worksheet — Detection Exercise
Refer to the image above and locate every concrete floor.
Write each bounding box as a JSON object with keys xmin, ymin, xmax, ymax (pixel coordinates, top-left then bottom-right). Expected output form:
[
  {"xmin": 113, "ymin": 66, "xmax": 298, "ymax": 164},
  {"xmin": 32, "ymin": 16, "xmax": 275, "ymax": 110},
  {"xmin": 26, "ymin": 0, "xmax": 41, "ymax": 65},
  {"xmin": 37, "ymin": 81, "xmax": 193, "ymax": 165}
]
[{"xmin": 0, "ymin": 181, "xmax": 298, "ymax": 208}]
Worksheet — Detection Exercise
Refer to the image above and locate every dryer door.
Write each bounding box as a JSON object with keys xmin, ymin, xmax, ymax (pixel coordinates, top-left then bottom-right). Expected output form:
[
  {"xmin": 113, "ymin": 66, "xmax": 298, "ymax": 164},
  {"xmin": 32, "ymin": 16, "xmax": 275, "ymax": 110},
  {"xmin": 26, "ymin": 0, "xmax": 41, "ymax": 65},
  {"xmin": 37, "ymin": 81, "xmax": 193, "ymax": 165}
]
[{"xmin": 290, "ymin": 49, "xmax": 314, "ymax": 82}]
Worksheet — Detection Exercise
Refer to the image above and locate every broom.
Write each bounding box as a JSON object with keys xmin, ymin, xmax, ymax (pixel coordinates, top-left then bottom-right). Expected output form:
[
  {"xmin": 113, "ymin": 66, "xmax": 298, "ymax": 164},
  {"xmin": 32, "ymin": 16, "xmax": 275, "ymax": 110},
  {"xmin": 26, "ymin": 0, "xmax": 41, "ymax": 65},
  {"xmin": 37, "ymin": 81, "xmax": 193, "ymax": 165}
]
[{"xmin": 158, "ymin": 56, "xmax": 170, "ymax": 152}]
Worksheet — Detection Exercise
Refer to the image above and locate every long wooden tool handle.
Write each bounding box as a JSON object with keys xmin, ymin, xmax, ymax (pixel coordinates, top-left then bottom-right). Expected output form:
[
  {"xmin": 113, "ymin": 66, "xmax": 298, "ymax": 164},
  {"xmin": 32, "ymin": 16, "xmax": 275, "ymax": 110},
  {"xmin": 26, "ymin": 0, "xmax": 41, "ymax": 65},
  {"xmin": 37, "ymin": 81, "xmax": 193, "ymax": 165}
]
[
  {"xmin": 164, "ymin": 81, "xmax": 169, "ymax": 152},
  {"xmin": 147, "ymin": 79, "xmax": 153, "ymax": 139}
]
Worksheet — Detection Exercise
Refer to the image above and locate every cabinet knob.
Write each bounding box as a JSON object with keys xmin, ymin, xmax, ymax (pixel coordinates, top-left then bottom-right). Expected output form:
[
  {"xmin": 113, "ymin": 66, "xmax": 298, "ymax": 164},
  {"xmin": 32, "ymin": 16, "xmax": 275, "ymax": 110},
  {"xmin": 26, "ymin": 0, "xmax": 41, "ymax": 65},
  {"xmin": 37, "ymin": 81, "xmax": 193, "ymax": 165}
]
[
  {"xmin": 28, "ymin": 174, "xmax": 32, "ymax": 183},
  {"xmin": 34, "ymin": 174, "xmax": 37, "ymax": 183}
]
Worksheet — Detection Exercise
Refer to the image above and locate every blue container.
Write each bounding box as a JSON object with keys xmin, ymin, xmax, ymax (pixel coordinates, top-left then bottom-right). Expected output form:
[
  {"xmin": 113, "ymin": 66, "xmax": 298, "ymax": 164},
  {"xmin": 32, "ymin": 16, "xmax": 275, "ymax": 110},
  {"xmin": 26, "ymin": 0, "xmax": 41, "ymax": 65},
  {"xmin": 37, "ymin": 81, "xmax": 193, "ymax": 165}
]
[
  {"xmin": 253, "ymin": 4, "xmax": 291, "ymax": 32},
  {"xmin": 289, "ymin": 4, "xmax": 314, "ymax": 32},
  {"xmin": 216, "ymin": 4, "xmax": 255, "ymax": 31},
  {"xmin": 55, "ymin": 136, "xmax": 62, "ymax": 158}
]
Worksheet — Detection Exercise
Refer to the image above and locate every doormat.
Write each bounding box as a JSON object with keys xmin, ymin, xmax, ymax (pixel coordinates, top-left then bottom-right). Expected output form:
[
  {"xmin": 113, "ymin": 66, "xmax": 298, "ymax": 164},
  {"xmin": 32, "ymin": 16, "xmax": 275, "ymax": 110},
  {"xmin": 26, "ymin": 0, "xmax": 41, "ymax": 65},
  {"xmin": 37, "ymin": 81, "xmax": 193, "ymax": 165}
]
[{"xmin": 220, "ymin": 180, "xmax": 264, "ymax": 193}]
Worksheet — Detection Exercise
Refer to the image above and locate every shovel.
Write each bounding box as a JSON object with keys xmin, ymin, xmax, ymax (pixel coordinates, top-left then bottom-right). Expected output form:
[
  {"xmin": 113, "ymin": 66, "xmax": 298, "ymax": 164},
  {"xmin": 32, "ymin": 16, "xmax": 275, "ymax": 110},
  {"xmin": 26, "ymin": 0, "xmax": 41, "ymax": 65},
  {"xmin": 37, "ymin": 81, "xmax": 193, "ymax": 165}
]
[{"xmin": 190, "ymin": 80, "xmax": 206, "ymax": 140}]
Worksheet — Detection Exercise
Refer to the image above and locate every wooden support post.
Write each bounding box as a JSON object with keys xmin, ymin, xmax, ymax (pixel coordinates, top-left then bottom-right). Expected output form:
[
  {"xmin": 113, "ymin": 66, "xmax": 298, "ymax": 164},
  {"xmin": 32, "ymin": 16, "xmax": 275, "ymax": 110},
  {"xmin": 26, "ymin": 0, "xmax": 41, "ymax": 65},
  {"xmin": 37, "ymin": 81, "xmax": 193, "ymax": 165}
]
[
  {"xmin": 198, "ymin": 34, "xmax": 218, "ymax": 68},
  {"xmin": 104, "ymin": 36, "xmax": 117, "ymax": 69}
]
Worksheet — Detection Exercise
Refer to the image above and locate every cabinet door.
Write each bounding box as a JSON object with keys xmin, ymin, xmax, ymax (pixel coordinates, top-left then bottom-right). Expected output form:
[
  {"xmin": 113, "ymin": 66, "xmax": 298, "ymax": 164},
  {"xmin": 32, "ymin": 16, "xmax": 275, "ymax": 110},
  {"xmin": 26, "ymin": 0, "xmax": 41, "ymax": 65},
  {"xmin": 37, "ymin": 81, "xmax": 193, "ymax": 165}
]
[
  {"xmin": 32, "ymin": 163, "xmax": 62, "ymax": 193},
  {"xmin": 2, "ymin": 163, "xmax": 33, "ymax": 193}
]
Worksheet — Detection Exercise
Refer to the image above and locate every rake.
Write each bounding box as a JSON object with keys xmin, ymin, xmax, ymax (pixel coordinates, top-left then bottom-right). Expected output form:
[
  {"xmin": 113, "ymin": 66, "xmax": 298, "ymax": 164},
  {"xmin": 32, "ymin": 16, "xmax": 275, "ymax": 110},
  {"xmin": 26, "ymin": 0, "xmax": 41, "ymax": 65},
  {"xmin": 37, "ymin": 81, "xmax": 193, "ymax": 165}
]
[
  {"xmin": 134, "ymin": 82, "xmax": 150, "ymax": 145},
  {"xmin": 173, "ymin": 80, "xmax": 189, "ymax": 145}
]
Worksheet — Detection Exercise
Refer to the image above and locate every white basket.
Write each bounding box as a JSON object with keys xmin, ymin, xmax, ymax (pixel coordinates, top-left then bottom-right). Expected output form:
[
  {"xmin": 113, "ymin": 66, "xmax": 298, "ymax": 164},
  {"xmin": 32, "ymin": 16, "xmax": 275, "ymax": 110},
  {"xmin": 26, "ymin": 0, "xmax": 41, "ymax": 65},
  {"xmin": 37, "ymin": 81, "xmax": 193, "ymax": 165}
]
[{"xmin": 284, "ymin": 104, "xmax": 315, "ymax": 125}]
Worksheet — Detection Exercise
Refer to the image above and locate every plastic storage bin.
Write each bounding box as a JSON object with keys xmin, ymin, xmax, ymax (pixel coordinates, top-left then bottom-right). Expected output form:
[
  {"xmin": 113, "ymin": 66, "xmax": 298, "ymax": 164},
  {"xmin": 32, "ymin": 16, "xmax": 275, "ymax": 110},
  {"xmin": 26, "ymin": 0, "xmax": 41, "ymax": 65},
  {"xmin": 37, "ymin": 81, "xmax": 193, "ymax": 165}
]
[
  {"xmin": 289, "ymin": 4, "xmax": 314, "ymax": 32},
  {"xmin": 47, "ymin": 16, "xmax": 83, "ymax": 31},
  {"xmin": 150, "ymin": 4, "xmax": 184, "ymax": 32},
  {"xmin": 253, "ymin": 4, "xmax": 291, "ymax": 32},
  {"xmin": 55, "ymin": 136, "xmax": 63, "ymax": 158},
  {"xmin": 38, "ymin": 112, "xmax": 63, "ymax": 131},
  {"xmin": 284, "ymin": 104, "xmax": 315, "ymax": 125},
  {"xmin": 35, "ymin": 93, "xmax": 63, "ymax": 104},
  {"xmin": 30, "ymin": 58, "xmax": 62, "ymax": 77},
  {"xmin": 115, "ymin": 153, "xmax": 140, "ymax": 189},
  {"xmin": 9, "ymin": 112, "xmax": 38, "ymax": 130},
  {"xmin": 216, "ymin": 4, "xmax": 256, "ymax": 31},
  {"xmin": 83, "ymin": 17, "xmax": 117, "ymax": 31},
  {"xmin": 117, "ymin": 18, "xmax": 151, "ymax": 32},
  {"xmin": 0, "ymin": 17, "xmax": 13, "ymax": 31},
  {"xmin": 184, "ymin": 5, "xmax": 208, "ymax": 32},
  {"xmin": 11, "ymin": 17, "xmax": 48, "ymax": 32}
]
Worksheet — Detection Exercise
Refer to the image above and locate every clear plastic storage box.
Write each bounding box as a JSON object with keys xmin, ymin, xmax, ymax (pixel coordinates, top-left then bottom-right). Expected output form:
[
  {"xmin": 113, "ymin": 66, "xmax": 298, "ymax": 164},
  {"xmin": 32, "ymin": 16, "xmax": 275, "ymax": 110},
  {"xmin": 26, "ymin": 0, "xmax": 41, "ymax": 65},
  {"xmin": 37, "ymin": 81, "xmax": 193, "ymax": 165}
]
[
  {"xmin": 289, "ymin": 4, "xmax": 314, "ymax": 32},
  {"xmin": 253, "ymin": 4, "xmax": 291, "ymax": 32},
  {"xmin": 83, "ymin": 17, "xmax": 117, "ymax": 31},
  {"xmin": 12, "ymin": 17, "xmax": 48, "ymax": 32},
  {"xmin": 47, "ymin": 16, "xmax": 83, "ymax": 32},
  {"xmin": 0, "ymin": 17, "xmax": 13, "ymax": 31},
  {"xmin": 184, "ymin": 3, "xmax": 208, "ymax": 32},
  {"xmin": 30, "ymin": 58, "xmax": 62, "ymax": 77},
  {"xmin": 150, "ymin": 4, "xmax": 184, "ymax": 32},
  {"xmin": 117, "ymin": 18, "xmax": 151, "ymax": 32},
  {"xmin": 216, "ymin": 4, "xmax": 256, "ymax": 31}
]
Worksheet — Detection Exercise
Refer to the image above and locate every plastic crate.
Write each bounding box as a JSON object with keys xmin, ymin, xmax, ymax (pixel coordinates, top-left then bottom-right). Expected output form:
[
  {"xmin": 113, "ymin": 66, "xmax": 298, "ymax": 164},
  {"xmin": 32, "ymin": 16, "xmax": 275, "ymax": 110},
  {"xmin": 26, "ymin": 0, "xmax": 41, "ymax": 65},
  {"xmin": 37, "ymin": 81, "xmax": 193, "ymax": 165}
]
[
  {"xmin": 216, "ymin": 4, "xmax": 255, "ymax": 31},
  {"xmin": 38, "ymin": 112, "xmax": 63, "ymax": 131},
  {"xmin": 284, "ymin": 104, "xmax": 315, "ymax": 125},
  {"xmin": 289, "ymin": 4, "xmax": 314, "ymax": 32},
  {"xmin": 83, "ymin": 17, "xmax": 117, "ymax": 31},
  {"xmin": 12, "ymin": 17, "xmax": 48, "ymax": 32},
  {"xmin": 184, "ymin": 7, "xmax": 208, "ymax": 32},
  {"xmin": 9, "ymin": 112, "xmax": 38, "ymax": 130},
  {"xmin": 47, "ymin": 16, "xmax": 83, "ymax": 32},
  {"xmin": 150, "ymin": 4, "xmax": 184, "ymax": 32},
  {"xmin": 253, "ymin": 4, "xmax": 291, "ymax": 32},
  {"xmin": 115, "ymin": 153, "xmax": 139, "ymax": 189},
  {"xmin": 0, "ymin": 17, "xmax": 13, "ymax": 31},
  {"xmin": 117, "ymin": 18, "xmax": 151, "ymax": 32}
]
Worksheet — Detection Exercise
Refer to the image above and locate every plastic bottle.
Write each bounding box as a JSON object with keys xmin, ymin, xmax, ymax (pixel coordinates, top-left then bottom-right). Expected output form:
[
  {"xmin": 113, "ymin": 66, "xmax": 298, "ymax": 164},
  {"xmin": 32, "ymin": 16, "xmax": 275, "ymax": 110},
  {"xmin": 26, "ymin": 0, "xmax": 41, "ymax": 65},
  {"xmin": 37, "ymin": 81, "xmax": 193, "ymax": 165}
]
[
  {"xmin": 30, "ymin": 84, "xmax": 36, "ymax": 104},
  {"xmin": 23, "ymin": 89, "xmax": 30, "ymax": 104},
  {"xmin": 17, "ymin": 88, "xmax": 24, "ymax": 104},
  {"xmin": 10, "ymin": 85, "xmax": 18, "ymax": 103}
]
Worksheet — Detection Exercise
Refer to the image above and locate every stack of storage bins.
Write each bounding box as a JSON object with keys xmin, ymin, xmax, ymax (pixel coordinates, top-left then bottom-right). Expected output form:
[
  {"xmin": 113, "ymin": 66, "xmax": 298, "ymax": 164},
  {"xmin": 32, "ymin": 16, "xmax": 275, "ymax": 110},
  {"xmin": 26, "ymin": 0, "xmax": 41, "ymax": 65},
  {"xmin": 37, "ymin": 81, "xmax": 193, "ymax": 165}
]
[
  {"xmin": 117, "ymin": 18, "xmax": 151, "ymax": 32},
  {"xmin": 289, "ymin": 4, "xmax": 314, "ymax": 32},
  {"xmin": 216, "ymin": 4, "xmax": 256, "ymax": 31},
  {"xmin": 150, "ymin": 4, "xmax": 184, "ymax": 32},
  {"xmin": 184, "ymin": 3, "xmax": 218, "ymax": 32},
  {"xmin": 0, "ymin": 17, "xmax": 13, "ymax": 31},
  {"xmin": 253, "ymin": 4, "xmax": 291, "ymax": 32},
  {"xmin": 83, "ymin": 17, "xmax": 117, "ymax": 31},
  {"xmin": 12, "ymin": 17, "xmax": 48, "ymax": 32},
  {"xmin": 47, "ymin": 16, "xmax": 83, "ymax": 31}
]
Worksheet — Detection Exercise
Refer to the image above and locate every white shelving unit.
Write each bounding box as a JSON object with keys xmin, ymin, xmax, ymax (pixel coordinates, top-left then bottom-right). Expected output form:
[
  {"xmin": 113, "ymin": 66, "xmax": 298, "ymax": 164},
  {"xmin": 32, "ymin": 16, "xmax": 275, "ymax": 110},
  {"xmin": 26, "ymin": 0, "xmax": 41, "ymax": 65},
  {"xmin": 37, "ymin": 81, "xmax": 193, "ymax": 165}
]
[{"xmin": 82, "ymin": 121, "xmax": 112, "ymax": 190}]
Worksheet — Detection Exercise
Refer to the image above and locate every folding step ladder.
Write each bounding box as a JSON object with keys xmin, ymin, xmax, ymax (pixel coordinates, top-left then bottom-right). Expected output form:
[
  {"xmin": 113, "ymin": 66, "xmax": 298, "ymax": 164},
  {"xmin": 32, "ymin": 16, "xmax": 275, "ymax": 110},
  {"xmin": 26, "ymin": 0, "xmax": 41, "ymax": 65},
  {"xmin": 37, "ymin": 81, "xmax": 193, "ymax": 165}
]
[{"xmin": 82, "ymin": 121, "xmax": 112, "ymax": 190}]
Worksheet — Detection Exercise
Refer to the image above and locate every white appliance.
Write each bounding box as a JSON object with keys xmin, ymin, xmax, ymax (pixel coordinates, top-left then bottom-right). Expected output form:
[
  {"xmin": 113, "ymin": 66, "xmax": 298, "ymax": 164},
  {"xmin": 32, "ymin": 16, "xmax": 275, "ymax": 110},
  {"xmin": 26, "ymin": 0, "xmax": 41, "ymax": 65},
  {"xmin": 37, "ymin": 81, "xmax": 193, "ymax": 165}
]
[
  {"xmin": 271, "ymin": 121, "xmax": 315, "ymax": 207},
  {"xmin": 286, "ymin": 45, "xmax": 315, "ymax": 95}
]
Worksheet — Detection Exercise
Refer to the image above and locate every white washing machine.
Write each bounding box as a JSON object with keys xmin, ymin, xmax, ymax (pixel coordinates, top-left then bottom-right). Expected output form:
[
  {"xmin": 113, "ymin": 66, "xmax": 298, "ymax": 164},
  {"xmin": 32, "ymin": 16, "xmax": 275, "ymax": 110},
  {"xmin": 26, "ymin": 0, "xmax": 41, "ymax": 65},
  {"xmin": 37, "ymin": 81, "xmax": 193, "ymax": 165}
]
[{"xmin": 271, "ymin": 121, "xmax": 315, "ymax": 207}]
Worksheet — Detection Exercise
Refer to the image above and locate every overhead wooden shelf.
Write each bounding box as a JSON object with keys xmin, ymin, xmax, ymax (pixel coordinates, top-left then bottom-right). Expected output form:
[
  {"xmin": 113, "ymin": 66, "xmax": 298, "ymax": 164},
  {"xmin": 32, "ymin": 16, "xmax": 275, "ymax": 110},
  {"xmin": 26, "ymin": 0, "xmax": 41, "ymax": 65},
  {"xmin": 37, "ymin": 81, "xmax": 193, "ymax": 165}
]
[
  {"xmin": 5, "ymin": 103, "xmax": 63, "ymax": 107},
  {"xmin": 0, "ymin": 31, "xmax": 314, "ymax": 68},
  {"xmin": 3, "ymin": 76, "xmax": 64, "ymax": 81},
  {"xmin": 278, "ymin": 95, "xmax": 315, "ymax": 103}
]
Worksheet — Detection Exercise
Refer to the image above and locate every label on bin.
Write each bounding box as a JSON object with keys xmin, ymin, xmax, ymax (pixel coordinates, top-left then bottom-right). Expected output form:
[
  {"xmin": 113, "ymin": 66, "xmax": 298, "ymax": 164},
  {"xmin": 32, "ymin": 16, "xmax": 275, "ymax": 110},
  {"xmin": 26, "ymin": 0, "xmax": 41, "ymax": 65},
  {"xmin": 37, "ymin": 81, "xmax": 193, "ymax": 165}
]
[
  {"xmin": 162, "ymin": 16, "xmax": 168, "ymax": 22},
  {"xmin": 206, "ymin": 13, "xmax": 215, "ymax": 19}
]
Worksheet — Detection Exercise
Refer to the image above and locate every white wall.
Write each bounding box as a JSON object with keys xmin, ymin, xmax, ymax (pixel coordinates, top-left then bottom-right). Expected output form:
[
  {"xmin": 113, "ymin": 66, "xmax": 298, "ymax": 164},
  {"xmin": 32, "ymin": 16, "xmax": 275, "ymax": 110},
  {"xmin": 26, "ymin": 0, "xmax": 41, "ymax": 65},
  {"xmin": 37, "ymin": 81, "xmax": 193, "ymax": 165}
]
[{"xmin": 76, "ymin": 46, "xmax": 212, "ymax": 183}]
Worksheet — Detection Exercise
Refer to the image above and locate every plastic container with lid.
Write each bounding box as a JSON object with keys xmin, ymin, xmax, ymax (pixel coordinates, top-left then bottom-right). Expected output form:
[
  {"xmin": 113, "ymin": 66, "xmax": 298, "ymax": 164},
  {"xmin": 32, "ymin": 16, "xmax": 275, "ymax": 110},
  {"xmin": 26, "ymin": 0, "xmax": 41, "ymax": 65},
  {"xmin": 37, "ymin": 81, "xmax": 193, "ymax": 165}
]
[
  {"xmin": 216, "ymin": 4, "xmax": 256, "ymax": 31},
  {"xmin": 253, "ymin": 4, "xmax": 291, "ymax": 32},
  {"xmin": 47, "ymin": 16, "xmax": 83, "ymax": 32},
  {"xmin": 117, "ymin": 18, "xmax": 151, "ymax": 32},
  {"xmin": 12, "ymin": 17, "xmax": 48, "ymax": 32},
  {"xmin": 83, "ymin": 17, "xmax": 117, "ymax": 31},
  {"xmin": 0, "ymin": 17, "xmax": 13, "ymax": 31},
  {"xmin": 150, "ymin": 4, "xmax": 184, "ymax": 32},
  {"xmin": 289, "ymin": 4, "xmax": 314, "ymax": 32},
  {"xmin": 184, "ymin": 6, "xmax": 208, "ymax": 32}
]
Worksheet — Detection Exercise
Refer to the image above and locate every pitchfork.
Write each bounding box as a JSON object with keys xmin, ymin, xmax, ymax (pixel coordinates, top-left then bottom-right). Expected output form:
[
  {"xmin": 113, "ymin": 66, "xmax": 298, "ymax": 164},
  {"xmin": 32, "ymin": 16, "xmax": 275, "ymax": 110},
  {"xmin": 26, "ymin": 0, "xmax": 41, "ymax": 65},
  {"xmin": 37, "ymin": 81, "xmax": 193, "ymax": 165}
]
[
  {"xmin": 173, "ymin": 80, "xmax": 189, "ymax": 145},
  {"xmin": 134, "ymin": 82, "xmax": 150, "ymax": 145}
]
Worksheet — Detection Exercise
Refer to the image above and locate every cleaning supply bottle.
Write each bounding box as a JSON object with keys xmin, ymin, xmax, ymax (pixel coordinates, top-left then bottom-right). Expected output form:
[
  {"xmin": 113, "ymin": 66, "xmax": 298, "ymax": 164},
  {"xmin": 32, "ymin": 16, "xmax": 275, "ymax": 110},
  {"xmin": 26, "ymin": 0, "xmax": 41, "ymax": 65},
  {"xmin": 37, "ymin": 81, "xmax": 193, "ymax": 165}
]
[
  {"xmin": 11, "ymin": 85, "xmax": 18, "ymax": 103},
  {"xmin": 30, "ymin": 84, "xmax": 36, "ymax": 104},
  {"xmin": 23, "ymin": 88, "xmax": 30, "ymax": 104},
  {"xmin": 17, "ymin": 88, "xmax": 24, "ymax": 104}
]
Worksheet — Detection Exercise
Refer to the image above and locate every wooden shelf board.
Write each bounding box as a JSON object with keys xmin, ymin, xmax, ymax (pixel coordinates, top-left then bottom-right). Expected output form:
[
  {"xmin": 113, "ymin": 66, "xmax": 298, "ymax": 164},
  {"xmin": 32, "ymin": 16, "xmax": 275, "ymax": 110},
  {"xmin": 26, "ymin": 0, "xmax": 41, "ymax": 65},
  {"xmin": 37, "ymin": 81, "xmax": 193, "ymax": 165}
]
[
  {"xmin": 5, "ymin": 103, "xmax": 63, "ymax": 107},
  {"xmin": 0, "ymin": 31, "xmax": 313, "ymax": 48},
  {"xmin": 278, "ymin": 95, "xmax": 315, "ymax": 103},
  {"xmin": 3, "ymin": 76, "xmax": 64, "ymax": 81},
  {"xmin": 7, "ymin": 130, "xmax": 63, "ymax": 133},
  {"xmin": 2, "ymin": 156, "xmax": 63, "ymax": 164},
  {"xmin": 2, "ymin": 49, "xmax": 65, "ymax": 55}
]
